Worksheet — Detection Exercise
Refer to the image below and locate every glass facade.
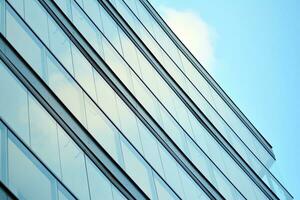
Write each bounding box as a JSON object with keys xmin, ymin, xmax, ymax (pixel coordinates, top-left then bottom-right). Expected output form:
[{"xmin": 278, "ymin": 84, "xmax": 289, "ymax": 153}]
[
  {"xmin": 0, "ymin": 0, "xmax": 292, "ymax": 199},
  {"xmin": 0, "ymin": 60, "xmax": 125, "ymax": 200}
]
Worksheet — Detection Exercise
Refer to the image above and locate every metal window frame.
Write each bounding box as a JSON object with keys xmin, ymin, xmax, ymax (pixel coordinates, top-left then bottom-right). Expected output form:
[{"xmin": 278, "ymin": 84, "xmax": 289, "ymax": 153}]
[{"xmin": 0, "ymin": 180, "xmax": 17, "ymax": 200}]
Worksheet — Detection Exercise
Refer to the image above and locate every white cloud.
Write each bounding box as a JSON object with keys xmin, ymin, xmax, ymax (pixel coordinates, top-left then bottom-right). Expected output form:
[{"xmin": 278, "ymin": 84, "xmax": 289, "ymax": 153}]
[{"xmin": 160, "ymin": 7, "xmax": 217, "ymax": 71}]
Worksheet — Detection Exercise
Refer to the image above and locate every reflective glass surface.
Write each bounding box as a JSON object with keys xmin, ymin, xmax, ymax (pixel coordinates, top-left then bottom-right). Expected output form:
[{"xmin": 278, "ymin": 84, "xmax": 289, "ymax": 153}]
[
  {"xmin": 0, "ymin": 58, "xmax": 29, "ymax": 144},
  {"xmin": 51, "ymin": 0, "xmax": 268, "ymax": 199},
  {"xmin": 1, "ymin": 0, "xmax": 291, "ymax": 199},
  {"xmin": 0, "ymin": 59, "xmax": 125, "ymax": 200},
  {"xmin": 109, "ymin": 0, "xmax": 292, "ymax": 199},
  {"xmin": 0, "ymin": 119, "xmax": 75, "ymax": 200},
  {"xmin": 57, "ymin": 126, "xmax": 90, "ymax": 200},
  {"xmin": 3, "ymin": 1, "xmax": 186, "ymax": 199},
  {"xmin": 4, "ymin": 0, "xmax": 270, "ymax": 196},
  {"xmin": 28, "ymin": 96, "xmax": 61, "ymax": 177},
  {"xmin": 8, "ymin": 135, "xmax": 54, "ymax": 200},
  {"xmin": 120, "ymin": 0, "xmax": 274, "ymax": 167}
]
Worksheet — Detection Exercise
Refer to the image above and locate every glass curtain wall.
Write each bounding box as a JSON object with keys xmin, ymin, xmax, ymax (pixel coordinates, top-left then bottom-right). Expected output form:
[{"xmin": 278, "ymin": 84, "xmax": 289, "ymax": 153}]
[
  {"xmin": 0, "ymin": 60, "xmax": 126, "ymax": 200},
  {"xmin": 51, "ymin": 0, "xmax": 271, "ymax": 199},
  {"xmin": 1, "ymin": 1, "xmax": 208, "ymax": 199},
  {"xmin": 118, "ymin": 0, "xmax": 274, "ymax": 168},
  {"xmin": 106, "ymin": 0, "xmax": 292, "ymax": 199}
]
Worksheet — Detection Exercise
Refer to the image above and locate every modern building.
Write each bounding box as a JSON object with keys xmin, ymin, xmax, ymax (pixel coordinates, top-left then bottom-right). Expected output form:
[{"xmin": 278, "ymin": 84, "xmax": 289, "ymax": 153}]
[{"xmin": 0, "ymin": 0, "xmax": 292, "ymax": 199}]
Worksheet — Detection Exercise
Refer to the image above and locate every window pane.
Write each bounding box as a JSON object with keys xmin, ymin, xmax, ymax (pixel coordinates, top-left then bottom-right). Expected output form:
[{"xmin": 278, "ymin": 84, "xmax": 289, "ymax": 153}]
[
  {"xmin": 119, "ymin": 32, "xmax": 141, "ymax": 77},
  {"xmin": 112, "ymin": 187, "xmax": 126, "ymax": 200},
  {"xmin": 57, "ymin": 182, "xmax": 76, "ymax": 200},
  {"xmin": 137, "ymin": 121, "xmax": 164, "ymax": 176},
  {"xmin": 122, "ymin": 0, "xmax": 138, "ymax": 15},
  {"xmin": 100, "ymin": 7, "xmax": 122, "ymax": 53},
  {"xmin": 5, "ymin": 6, "xmax": 44, "ymax": 79},
  {"xmin": 154, "ymin": 175, "xmax": 179, "ymax": 200},
  {"xmin": 178, "ymin": 167, "xmax": 208, "ymax": 200},
  {"xmin": 0, "ymin": 121, "xmax": 6, "ymax": 183},
  {"xmin": 94, "ymin": 73, "xmax": 121, "ymax": 128},
  {"xmin": 159, "ymin": 109, "xmax": 185, "ymax": 151},
  {"xmin": 85, "ymin": 95, "xmax": 120, "ymax": 162},
  {"xmin": 8, "ymin": 134, "xmax": 54, "ymax": 200},
  {"xmin": 48, "ymin": 17, "xmax": 74, "ymax": 74},
  {"xmin": 7, "ymin": 0, "xmax": 24, "ymax": 18},
  {"xmin": 57, "ymin": 126, "xmax": 90, "ymax": 200},
  {"xmin": 46, "ymin": 53, "xmax": 87, "ymax": 126},
  {"xmin": 131, "ymin": 75, "xmax": 160, "ymax": 121},
  {"xmin": 0, "ymin": 62, "xmax": 30, "ymax": 144},
  {"xmin": 28, "ymin": 94, "xmax": 61, "ymax": 177},
  {"xmin": 57, "ymin": 192, "xmax": 70, "ymax": 200},
  {"xmin": 116, "ymin": 96, "xmax": 143, "ymax": 152},
  {"xmin": 71, "ymin": 2, "xmax": 101, "ymax": 57},
  {"xmin": 54, "ymin": 0, "xmax": 71, "ymax": 18},
  {"xmin": 82, "ymin": 0, "xmax": 102, "ymax": 30},
  {"xmin": 159, "ymin": 146, "xmax": 185, "ymax": 198},
  {"xmin": 101, "ymin": 39, "xmax": 133, "ymax": 91},
  {"xmin": 121, "ymin": 139, "xmax": 154, "ymax": 199},
  {"xmin": 74, "ymin": 0, "xmax": 83, "ymax": 8},
  {"xmin": 71, "ymin": 44, "xmax": 97, "ymax": 101},
  {"xmin": 24, "ymin": 0, "xmax": 49, "ymax": 45},
  {"xmin": 86, "ymin": 158, "xmax": 114, "ymax": 200}
]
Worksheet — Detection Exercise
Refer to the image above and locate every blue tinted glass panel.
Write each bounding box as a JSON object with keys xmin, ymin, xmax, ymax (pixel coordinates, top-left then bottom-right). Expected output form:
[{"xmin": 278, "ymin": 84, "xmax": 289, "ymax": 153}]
[
  {"xmin": 5, "ymin": 6, "xmax": 45, "ymax": 79},
  {"xmin": 94, "ymin": 73, "xmax": 121, "ymax": 127},
  {"xmin": 28, "ymin": 95, "xmax": 61, "ymax": 177},
  {"xmin": 71, "ymin": 44, "xmax": 97, "ymax": 101},
  {"xmin": 85, "ymin": 96, "xmax": 120, "ymax": 162},
  {"xmin": 158, "ymin": 146, "xmax": 185, "ymax": 198},
  {"xmin": 137, "ymin": 121, "xmax": 164, "ymax": 176},
  {"xmin": 7, "ymin": 0, "xmax": 24, "ymax": 18},
  {"xmin": 121, "ymin": 139, "xmax": 155, "ymax": 199},
  {"xmin": 48, "ymin": 17, "xmax": 74, "ymax": 74},
  {"xmin": 0, "ymin": 122, "xmax": 6, "ymax": 183},
  {"xmin": 46, "ymin": 53, "xmax": 87, "ymax": 126},
  {"xmin": 58, "ymin": 185, "xmax": 76, "ymax": 200},
  {"xmin": 86, "ymin": 158, "xmax": 114, "ymax": 200},
  {"xmin": 154, "ymin": 175, "xmax": 179, "ymax": 200},
  {"xmin": 8, "ymin": 134, "xmax": 54, "ymax": 200},
  {"xmin": 116, "ymin": 97, "xmax": 143, "ymax": 152},
  {"xmin": 112, "ymin": 187, "xmax": 126, "ymax": 200},
  {"xmin": 24, "ymin": 0, "xmax": 49, "ymax": 45},
  {"xmin": 100, "ymin": 7, "xmax": 122, "ymax": 53},
  {"xmin": 57, "ymin": 126, "xmax": 90, "ymax": 200},
  {"xmin": 0, "ymin": 61, "xmax": 30, "ymax": 144}
]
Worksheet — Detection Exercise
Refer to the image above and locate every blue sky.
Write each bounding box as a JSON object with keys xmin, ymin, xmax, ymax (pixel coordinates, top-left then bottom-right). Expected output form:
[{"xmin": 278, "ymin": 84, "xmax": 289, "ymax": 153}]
[{"xmin": 149, "ymin": 0, "xmax": 300, "ymax": 198}]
